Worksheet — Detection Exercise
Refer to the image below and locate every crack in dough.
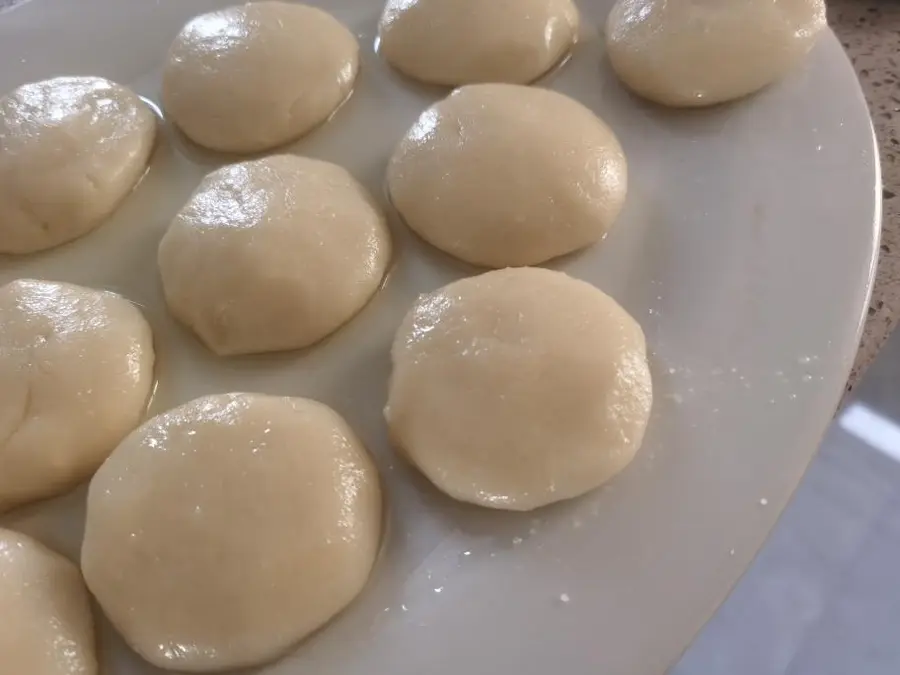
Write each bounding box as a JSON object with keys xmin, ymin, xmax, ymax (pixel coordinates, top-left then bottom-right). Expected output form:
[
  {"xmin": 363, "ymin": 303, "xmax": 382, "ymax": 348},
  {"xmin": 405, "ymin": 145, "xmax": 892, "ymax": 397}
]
[{"xmin": 0, "ymin": 279, "xmax": 155, "ymax": 513}]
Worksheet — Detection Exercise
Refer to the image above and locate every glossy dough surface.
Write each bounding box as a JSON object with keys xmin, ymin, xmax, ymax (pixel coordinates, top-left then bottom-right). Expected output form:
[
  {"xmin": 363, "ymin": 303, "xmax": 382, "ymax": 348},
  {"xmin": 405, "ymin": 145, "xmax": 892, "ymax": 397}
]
[
  {"xmin": 388, "ymin": 84, "xmax": 627, "ymax": 268},
  {"xmin": 605, "ymin": 0, "xmax": 827, "ymax": 107},
  {"xmin": 0, "ymin": 528, "xmax": 98, "ymax": 675},
  {"xmin": 0, "ymin": 279, "xmax": 155, "ymax": 513},
  {"xmin": 81, "ymin": 393, "xmax": 382, "ymax": 672},
  {"xmin": 158, "ymin": 155, "xmax": 391, "ymax": 356},
  {"xmin": 386, "ymin": 267, "xmax": 653, "ymax": 511},
  {"xmin": 378, "ymin": 0, "xmax": 580, "ymax": 85},
  {"xmin": 0, "ymin": 76, "xmax": 155, "ymax": 254},
  {"xmin": 162, "ymin": 1, "xmax": 359, "ymax": 153}
]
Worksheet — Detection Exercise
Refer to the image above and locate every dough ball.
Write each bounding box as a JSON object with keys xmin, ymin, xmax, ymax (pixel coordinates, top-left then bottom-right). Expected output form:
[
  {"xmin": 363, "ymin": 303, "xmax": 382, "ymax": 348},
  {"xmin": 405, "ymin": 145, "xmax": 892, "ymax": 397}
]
[
  {"xmin": 378, "ymin": 0, "xmax": 579, "ymax": 86},
  {"xmin": 0, "ymin": 279, "xmax": 155, "ymax": 513},
  {"xmin": 388, "ymin": 84, "xmax": 627, "ymax": 268},
  {"xmin": 158, "ymin": 155, "xmax": 391, "ymax": 356},
  {"xmin": 82, "ymin": 393, "xmax": 382, "ymax": 672},
  {"xmin": 605, "ymin": 0, "xmax": 827, "ymax": 107},
  {"xmin": 0, "ymin": 529, "xmax": 97, "ymax": 675},
  {"xmin": 386, "ymin": 267, "xmax": 652, "ymax": 511},
  {"xmin": 162, "ymin": 1, "xmax": 359, "ymax": 153},
  {"xmin": 0, "ymin": 76, "xmax": 156, "ymax": 254}
]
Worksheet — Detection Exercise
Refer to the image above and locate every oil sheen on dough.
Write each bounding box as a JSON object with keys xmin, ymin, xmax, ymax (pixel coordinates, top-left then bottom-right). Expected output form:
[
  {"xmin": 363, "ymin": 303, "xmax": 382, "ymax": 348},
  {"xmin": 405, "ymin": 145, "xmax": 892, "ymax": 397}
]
[
  {"xmin": 158, "ymin": 155, "xmax": 391, "ymax": 356},
  {"xmin": 386, "ymin": 267, "xmax": 653, "ymax": 511},
  {"xmin": 388, "ymin": 84, "xmax": 627, "ymax": 268},
  {"xmin": 0, "ymin": 528, "xmax": 98, "ymax": 675},
  {"xmin": 378, "ymin": 0, "xmax": 580, "ymax": 85},
  {"xmin": 605, "ymin": 0, "xmax": 827, "ymax": 107},
  {"xmin": 0, "ymin": 279, "xmax": 155, "ymax": 513},
  {"xmin": 0, "ymin": 76, "xmax": 155, "ymax": 254},
  {"xmin": 82, "ymin": 393, "xmax": 383, "ymax": 672},
  {"xmin": 162, "ymin": 1, "xmax": 358, "ymax": 153}
]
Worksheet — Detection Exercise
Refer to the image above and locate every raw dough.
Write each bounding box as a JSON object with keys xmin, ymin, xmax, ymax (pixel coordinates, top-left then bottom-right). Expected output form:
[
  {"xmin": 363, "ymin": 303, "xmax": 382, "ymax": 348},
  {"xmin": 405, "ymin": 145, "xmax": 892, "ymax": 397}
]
[
  {"xmin": 378, "ymin": 0, "xmax": 580, "ymax": 86},
  {"xmin": 386, "ymin": 267, "xmax": 653, "ymax": 511},
  {"xmin": 0, "ymin": 279, "xmax": 155, "ymax": 513},
  {"xmin": 388, "ymin": 84, "xmax": 627, "ymax": 268},
  {"xmin": 0, "ymin": 529, "xmax": 98, "ymax": 675},
  {"xmin": 0, "ymin": 76, "xmax": 156, "ymax": 254},
  {"xmin": 605, "ymin": 0, "xmax": 827, "ymax": 107},
  {"xmin": 82, "ymin": 393, "xmax": 382, "ymax": 672},
  {"xmin": 158, "ymin": 155, "xmax": 391, "ymax": 356},
  {"xmin": 162, "ymin": 1, "xmax": 359, "ymax": 153}
]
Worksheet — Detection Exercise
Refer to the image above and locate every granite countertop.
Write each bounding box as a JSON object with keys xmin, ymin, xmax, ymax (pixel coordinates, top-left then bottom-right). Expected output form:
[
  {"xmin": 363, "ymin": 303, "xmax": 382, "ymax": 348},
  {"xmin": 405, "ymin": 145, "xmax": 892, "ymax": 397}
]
[
  {"xmin": 1, "ymin": 0, "xmax": 897, "ymax": 390},
  {"xmin": 830, "ymin": 0, "xmax": 900, "ymax": 391}
]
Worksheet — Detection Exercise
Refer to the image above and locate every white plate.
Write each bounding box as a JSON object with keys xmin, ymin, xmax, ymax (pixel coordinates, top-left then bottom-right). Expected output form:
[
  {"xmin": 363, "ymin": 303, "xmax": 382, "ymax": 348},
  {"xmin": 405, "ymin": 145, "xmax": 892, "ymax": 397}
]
[{"xmin": 0, "ymin": 1, "xmax": 881, "ymax": 674}]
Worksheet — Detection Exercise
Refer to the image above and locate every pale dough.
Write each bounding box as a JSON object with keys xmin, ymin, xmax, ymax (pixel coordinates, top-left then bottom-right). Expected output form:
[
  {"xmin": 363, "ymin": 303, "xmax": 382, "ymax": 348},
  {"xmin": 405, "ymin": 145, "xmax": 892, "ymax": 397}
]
[
  {"xmin": 0, "ymin": 279, "xmax": 155, "ymax": 513},
  {"xmin": 0, "ymin": 76, "xmax": 156, "ymax": 254},
  {"xmin": 0, "ymin": 528, "xmax": 98, "ymax": 675},
  {"xmin": 378, "ymin": 0, "xmax": 580, "ymax": 86},
  {"xmin": 386, "ymin": 267, "xmax": 653, "ymax": 511},
  {"xmin": 162, "ymin": 1, "xmax": 359, "ymax": 153},
  {"xmin": 158, "ymin": 155, "xmax": 391, "ymax": 356},
  {"xmin": 605, "ymin": 0, "xmax": 827, "ymax": 107},
  {"xmin": 82, "ymin": 393, "xmax": 382, "ymax": 672},
  {"xmin": 388, "ymin": 84, "xmax": 627, "ymax": 268}
]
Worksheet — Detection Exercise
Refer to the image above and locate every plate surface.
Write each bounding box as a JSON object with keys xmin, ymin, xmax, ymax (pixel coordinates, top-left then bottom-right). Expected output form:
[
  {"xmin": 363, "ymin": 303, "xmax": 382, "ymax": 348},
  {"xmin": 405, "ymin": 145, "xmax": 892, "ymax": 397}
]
[{"xmin": 0, "ymin": 2, "xmax": 881, "ymax": 674}]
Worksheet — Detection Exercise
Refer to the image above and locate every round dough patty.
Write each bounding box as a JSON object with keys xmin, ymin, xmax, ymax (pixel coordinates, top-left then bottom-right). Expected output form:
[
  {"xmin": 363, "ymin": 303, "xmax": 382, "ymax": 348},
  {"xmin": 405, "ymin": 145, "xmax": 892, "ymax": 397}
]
[
  {"xmin": 82, "ymin": 393, "xmax": 382, "ymax": 672},
  {"xmin": 378, "ymin": 0, "xmax": 580, "ymax": 86},
  {"xmin": 158, "ymin": 155, "xmax": 391, "ymax": 356},
  {"xmin": 0, "ymin": 279, "xmax": 155, "ymax": 513},
  {"xmin": 386, "ymin": 267, "xmax": 653, "ymax": 511},
  {"xmin": 0, "ymin": 76, "xmax": 156, "ymax": 254},
  {"xmin": 0, "ymin": 529, "xmax": 97, "ymax": 675},
  {"xmin": 162, "ymin": 1, "xmax": 359, "ymax": 153},
  {"xmin": 605, "ymin": 0, "xmax": 827, "ymax": 107},
  {"xmin": 388, "ymin": 84, "xmax": 627, "ymax": 268}
]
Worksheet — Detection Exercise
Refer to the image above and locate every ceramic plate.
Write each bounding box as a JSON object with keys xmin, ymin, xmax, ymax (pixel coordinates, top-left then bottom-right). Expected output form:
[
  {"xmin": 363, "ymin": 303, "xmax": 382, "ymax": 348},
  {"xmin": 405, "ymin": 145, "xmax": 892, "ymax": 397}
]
[{"xmin": 0, "ymin": 1, "xmax": 881, "ymax": 674}]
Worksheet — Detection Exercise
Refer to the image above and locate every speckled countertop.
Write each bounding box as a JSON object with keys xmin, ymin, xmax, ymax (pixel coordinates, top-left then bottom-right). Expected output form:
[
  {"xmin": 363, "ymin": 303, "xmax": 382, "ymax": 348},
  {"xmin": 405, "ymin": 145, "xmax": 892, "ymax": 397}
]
[
  {"xmin": 830, "ymin": 0, "xmax": 900, "ymax": 391},
  {"xmin": 0, "ymin": 0, "xmax": 897, "ymax": 390}
]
